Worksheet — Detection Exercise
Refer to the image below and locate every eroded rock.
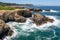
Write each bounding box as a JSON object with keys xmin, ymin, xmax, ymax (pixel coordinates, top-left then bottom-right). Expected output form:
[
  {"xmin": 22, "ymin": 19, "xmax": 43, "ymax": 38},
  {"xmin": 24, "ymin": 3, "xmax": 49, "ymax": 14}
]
[
  {"xmin": 14, "ymin": 14, "xmax": 26, "ymax": 23},
  {"xmin": 15, "ymin": 9, "xmax": 32, "ymax": 18},
  {"xmin": 0, "ymin": 19, "xmax": 13, "ymax": 39},
  {"xmin": 32, "ymin": 13, "xmax": 54, "ymax": 25}
]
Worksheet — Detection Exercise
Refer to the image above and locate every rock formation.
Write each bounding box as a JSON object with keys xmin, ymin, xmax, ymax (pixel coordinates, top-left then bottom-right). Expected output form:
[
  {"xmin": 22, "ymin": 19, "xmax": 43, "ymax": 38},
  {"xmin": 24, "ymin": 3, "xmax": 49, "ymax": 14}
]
[
  {"xmin": 0, "ymin": 9, "xmax": 54, "ymax": 39},
  {"xmin": 15, "ymin": 9, "xmax": 32, "ymax": 18},
  {"xmin": 14, "ymin": 14, "xmax": 26, "ymax": 23},
  {"xmin": 34, "ymin": 9, "xmax": 42, "ymax": 12},
  {"xmin": 0, "ymin": 19, "xmax": 13, "ymax": 39},
  {"xmin": 0, "ymin": 9, "xmax": 32, "ymax": 23},
  {"xmin": 32, "ymin": 13, "xmax": 54, "ymax": 25}
]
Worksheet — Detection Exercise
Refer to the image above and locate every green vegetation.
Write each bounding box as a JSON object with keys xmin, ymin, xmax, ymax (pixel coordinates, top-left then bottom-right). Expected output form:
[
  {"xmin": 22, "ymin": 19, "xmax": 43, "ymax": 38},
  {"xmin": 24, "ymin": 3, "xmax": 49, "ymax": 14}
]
[
  {"xmin": 0, "ymin": 6, "xmax": 15, "ymax": 10},
  {"xmin": 0, "ymin": 2, "xmax": 24, "ymax": 10}
]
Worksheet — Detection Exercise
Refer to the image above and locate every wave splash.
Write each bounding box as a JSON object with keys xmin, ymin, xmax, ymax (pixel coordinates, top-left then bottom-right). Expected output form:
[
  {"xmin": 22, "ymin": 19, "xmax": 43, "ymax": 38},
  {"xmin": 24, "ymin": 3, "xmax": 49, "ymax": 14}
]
[
  {"xmin": 43, "ymin": 9, "xmax": 59, "ymax": 12},
  {"xmin": 4, "ymin": 15, "xmax": 60, "ymax": 40}
]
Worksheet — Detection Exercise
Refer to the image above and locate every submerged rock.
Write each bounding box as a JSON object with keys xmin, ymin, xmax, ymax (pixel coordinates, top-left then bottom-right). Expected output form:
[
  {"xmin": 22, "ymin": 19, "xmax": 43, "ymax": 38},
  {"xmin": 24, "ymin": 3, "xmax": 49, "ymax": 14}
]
[
  {"xmin": 45, "ymin": 9, "xmax": 50, "ymax": 12},
  {"xmin": 32, "ymin": 13, "xmax": 54, "ymax": 25}
]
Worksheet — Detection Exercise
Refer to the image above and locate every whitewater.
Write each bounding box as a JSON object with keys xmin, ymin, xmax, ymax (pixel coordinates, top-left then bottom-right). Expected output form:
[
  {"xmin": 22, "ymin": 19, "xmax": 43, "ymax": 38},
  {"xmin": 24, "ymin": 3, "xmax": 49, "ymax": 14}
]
[
  {"xmin": 4, "ymin": 6, "xmax": 60, "ymax": 40},
  {"xmin": 4, "ymin": 15, "xmax": 60, "ymax": 40}
]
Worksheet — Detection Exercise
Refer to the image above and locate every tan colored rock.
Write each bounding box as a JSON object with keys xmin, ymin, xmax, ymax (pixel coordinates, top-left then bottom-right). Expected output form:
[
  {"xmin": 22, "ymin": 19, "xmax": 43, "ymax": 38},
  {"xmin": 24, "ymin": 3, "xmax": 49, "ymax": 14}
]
[
  {"xmin": 0, "ymin": 19, "xmax": 13, "ymax": 39},
  {"xmin": 32, "ymin": 13, "xmax": 54, "ymax": 25},
  {"xmin": 33, "ymin": 13, "xmax": 44, "ymax": 19},
  {"xmin": 14, "ymin": 14, "xmax": 26, "ymax": 23}
]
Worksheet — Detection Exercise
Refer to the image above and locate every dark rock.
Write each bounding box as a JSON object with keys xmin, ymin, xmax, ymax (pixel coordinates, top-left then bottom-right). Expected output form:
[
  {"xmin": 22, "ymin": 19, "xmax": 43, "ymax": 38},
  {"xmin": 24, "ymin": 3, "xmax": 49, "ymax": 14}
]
[
  {"xmin": 28, "ymin": 8, "xmax": 34, "ymax": 11},
  {"xmin": 16, "ymin": 10, "xmax": 32, "ymax": 18},
  {"xmin": 34, "ymin": 9, "xmax": 42, "ymax": 12},
  {"xmin": 0, "ymin": 19, "xmax": 13, "ymax": 39},
  {"xmin": 7, "ymin": 30, "xmax": 13, "ymax": 36},
  {"xmin": 45, "ymin": 9, "xmax": 50, "ymax": 12}
]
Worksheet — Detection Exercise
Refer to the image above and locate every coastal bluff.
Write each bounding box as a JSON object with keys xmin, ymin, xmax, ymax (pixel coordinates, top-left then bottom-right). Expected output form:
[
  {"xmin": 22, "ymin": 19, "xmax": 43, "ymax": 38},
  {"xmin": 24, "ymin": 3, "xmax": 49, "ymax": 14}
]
[{"xmin": 0, "ymin": 9, "xmax": 54, "ymax": 39}]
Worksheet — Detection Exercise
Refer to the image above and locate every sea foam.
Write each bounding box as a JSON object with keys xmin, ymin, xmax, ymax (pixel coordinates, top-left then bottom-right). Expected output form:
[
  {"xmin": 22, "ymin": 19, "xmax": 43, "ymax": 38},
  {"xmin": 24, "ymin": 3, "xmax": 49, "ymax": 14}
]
[
  {"xmin": 4, "ymin": 15, "xmax": 60, "ymax": 40},
  {"xmin": 42, "ymin": 9, "xmax": 59, "ymax": 12}
]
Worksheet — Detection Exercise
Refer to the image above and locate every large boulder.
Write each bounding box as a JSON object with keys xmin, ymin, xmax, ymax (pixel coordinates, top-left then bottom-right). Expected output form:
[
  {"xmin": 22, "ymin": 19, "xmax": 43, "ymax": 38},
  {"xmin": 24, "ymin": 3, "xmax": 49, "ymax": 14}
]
[
  {"xmin": 0, "ymin": 10, "xmax": 26, "ymax": 23},
  {"xmin": 32, "ymin": 13, "xmax": 54, "ymax": 25},
  {"xmin": 14, "ymin": 9, "xmax": 32, "ymax": 18},
  {"xmin": 14, "ymin": 14, "xmax": 26, "ymax": 23},
  {"xmin": 32, "ymin": 13, "xmax": 44, "ymax": 25},
  {"xmin": 6, "ymin": 11, "xmax": 15, "ymax": 22},
  {"xmin": 0, "ymin": 10, "xmax": 15, "ymax": 22},
  {"xmin": 34, "ymin": 9, "xmax": 42, "ymax": 12},
  {"xmin": 0, "ymin": 19, "xmax": 13, "ymax": 39}
]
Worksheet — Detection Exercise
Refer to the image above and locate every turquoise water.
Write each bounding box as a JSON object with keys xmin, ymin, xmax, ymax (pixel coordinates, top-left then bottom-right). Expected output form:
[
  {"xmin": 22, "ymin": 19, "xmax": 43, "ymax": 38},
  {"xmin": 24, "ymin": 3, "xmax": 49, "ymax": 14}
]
[{"xmin": 4, "ymin": 6, "xmax": 60, "ymax": 40}]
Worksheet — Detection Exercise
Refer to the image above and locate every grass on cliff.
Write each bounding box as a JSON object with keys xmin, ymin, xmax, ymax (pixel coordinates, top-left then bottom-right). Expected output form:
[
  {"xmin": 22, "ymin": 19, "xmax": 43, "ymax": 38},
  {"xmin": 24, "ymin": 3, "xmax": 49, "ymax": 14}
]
[
  {"xmin": 0, "ymin": 5, "xmax": 24, "ymax": 10},
  {"xmin": 0, "ymin": 6, "xmax": 15, "ymax": 10}
]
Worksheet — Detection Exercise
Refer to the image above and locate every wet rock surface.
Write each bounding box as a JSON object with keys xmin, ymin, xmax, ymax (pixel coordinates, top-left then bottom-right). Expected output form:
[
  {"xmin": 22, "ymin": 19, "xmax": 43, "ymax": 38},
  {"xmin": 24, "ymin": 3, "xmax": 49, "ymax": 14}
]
[
  {"xmin": 14, "ymin": 14, "xmax": 26, "ymax": 23},
  {"xmin": 0, "ymin": 9, "xmax": 32, "ymax": 23},
  {"xmin": 0, "ymin": 19, "xmax": 13, "ymax": 39},
  {"xmin": 16, "ymin": 10, "xmax": 32, "ymax": 18},
  {"xmin": 0, "ymin": 9, "xmax": 54, "ymax": 39},
  {"xmin": 0, "ymin": 9, "xmax": 32, "ymax": 39},
  {"xmin": 32, "ymin": 13, "xmax": 54, "ymax": 25}
]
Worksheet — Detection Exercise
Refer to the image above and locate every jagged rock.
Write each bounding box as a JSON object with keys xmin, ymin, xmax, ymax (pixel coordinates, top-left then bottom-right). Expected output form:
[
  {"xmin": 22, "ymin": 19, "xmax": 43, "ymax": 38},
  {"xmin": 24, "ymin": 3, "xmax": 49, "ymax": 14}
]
[
  {"xmin": 34, "ymin": 13, "xmax": 44, "ymax": 19},
  {"xmin": 34, "ymin": 9, "xmax": 42, "ymax": 12},
  {"xmin": 32, "ymin": 13, "xmax": 54, "ymax": 25},
  {"xmin": 14, "ymin": 14, "xmax": 26, "ymax": 23},
  {"xmin": 0, "ymin": 10, "xmax": 15, "ymax": 22},
  {"xmin": 8, "ymin": 30, "xmax": 13, "ymax": 36},
  {"xmin": 15, "ymin": 9, "xmax": 32, "ymax": 18},
  {"xmin": 28, "ymin": 8, "xmax": 34, "ymax": 11},
  {"xmin": 0, "ymin": 19, "xmax": 13, "ymax": 39}
]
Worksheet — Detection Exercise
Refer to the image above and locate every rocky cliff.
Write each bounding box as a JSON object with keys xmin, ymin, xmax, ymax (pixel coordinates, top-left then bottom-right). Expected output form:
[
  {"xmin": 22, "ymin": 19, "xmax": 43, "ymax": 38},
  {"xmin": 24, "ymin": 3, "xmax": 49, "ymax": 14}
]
[
  {"xmin": 0, "ymin": 9, "xmax": 32, "ymax": 39},
  {"xmin": 0, "ymin": 9, "xmax": 54, "ymax": 39}
]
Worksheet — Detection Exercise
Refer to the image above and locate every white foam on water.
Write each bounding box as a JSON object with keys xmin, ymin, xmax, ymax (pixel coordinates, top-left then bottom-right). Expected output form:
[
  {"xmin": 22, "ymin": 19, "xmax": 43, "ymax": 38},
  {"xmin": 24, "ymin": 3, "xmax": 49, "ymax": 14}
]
[
  {"xmin": 4, "ymin": 22, "xmax": 19, "ymax": 40},
  {"xmin": 3, "ymin": 15, "xmax": 60, "ymax": 40},
  {"xmin": 42, "ymin": 9, "xmax": 59, "ymax": 12}
]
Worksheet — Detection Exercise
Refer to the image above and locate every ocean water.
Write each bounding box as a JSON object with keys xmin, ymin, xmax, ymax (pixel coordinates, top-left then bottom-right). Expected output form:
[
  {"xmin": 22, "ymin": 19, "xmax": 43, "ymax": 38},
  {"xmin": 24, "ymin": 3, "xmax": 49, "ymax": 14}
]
[{"xmin": 4, "ymin": 6, "xmax": 60, "ymax": 40}]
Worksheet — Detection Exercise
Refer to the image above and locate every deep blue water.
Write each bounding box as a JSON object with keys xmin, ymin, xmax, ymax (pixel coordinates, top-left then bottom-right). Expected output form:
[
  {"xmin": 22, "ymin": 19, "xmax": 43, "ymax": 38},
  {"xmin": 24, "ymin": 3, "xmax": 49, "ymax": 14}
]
[{"xmin": 5, "ymin": 6, "xmax": 60, "ymax": 40}]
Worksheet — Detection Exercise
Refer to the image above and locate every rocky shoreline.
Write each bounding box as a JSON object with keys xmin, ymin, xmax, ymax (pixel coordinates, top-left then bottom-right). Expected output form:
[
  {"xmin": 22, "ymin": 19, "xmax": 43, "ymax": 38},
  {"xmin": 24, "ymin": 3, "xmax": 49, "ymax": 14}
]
[{"xmin": 0, "ymin": 9, "xmax": 54, "ymax": 40}]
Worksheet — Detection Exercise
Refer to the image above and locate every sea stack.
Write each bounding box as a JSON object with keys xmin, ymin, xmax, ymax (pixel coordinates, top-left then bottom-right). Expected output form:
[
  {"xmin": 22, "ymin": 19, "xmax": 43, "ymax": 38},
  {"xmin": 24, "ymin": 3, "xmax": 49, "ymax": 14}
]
[{"xmin": 32, "ymin": 13, "xmax": 54, "ymax": 25}]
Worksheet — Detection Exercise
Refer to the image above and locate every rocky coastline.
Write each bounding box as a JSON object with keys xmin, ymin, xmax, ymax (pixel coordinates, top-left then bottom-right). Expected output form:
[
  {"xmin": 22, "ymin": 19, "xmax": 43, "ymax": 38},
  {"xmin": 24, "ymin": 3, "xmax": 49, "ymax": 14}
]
[{"xmin": 0, "ymin": 9, "xmax": 54, "ymax": 40}]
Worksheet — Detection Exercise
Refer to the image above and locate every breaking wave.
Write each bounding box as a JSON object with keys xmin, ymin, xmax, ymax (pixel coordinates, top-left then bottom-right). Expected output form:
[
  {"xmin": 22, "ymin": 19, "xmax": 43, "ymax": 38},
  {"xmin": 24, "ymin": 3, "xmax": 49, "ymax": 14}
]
[
  {"xmin": 43, "ymin": 9, "xmax": 59, "ymax": 12},
  {"xmin": 4, "ymin": 15, "xmax": 60, "ymax": 40}
]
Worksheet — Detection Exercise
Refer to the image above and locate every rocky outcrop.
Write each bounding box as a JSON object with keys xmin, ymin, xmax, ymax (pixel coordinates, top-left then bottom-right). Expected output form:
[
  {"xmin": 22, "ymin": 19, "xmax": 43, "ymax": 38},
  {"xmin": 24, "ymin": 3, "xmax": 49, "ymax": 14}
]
[
  {"xmin": 14, "ymin": 14, "xmax": 26, "ymax": 23},
  {"xmin": 0, "ymin": 9, "xmax": 54, "ymax": 39},
  {"xmin": 0, "ymin": 19, "xmax": 13, "ymax": 39},
  {"xmin": 32, "ymin": 13, "xmax": 54, "ymax": 25},
  {"xmin": 28, "ymin": 8, "xmax": 34, "ymax": 11},
  {"xmin": 34, "ymin": 9, "xmax": 42, "ymax": 12},
  {"xmin": 15, "ymin": 9, "xmax": 32, "ymax": 18},
  {"xmin": 0, "ymin": 9, "xmax": 32, "ymax": 23}
]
